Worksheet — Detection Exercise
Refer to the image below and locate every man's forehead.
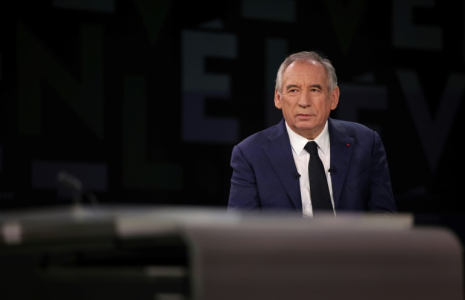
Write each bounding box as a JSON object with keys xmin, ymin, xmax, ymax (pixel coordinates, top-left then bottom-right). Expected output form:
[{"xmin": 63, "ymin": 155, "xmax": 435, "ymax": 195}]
[
  {"xmin": 288, "ymin": 60, "xmax": 321, "ymax": 69},
  {"xmin": 283, "ymin": 61, "xmax": 327, "ymax": 84}
]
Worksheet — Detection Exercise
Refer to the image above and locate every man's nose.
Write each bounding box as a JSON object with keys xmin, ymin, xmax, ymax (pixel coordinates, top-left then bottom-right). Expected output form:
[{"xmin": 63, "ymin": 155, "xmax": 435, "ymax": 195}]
[{"xmin": 298, "ymin": 90, "xmax": 312, "ymax": 107}]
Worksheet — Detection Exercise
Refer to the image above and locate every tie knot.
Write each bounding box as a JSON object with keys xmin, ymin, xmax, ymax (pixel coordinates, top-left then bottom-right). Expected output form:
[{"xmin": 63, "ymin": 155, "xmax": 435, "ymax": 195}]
[{"xmin": 305, "ymin": 141, "xmax": 319, "ymax": 155}]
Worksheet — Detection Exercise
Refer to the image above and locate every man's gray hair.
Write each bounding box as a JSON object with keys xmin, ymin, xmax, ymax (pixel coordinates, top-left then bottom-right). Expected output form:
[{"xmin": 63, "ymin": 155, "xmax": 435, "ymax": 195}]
[{"xmin": 275, "ymin": 51, "xmax": 338, "ymax": 93}]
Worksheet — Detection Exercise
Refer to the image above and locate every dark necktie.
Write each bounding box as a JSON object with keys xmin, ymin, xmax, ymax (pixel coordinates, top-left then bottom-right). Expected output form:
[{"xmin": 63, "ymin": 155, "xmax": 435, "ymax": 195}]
[{"xmin": 304, "ymin": 141, "xmax": 333, "ymax": 214}]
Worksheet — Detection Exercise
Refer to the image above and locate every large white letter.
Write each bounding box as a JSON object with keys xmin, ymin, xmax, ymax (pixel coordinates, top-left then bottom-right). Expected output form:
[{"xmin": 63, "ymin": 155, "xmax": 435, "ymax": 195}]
[
  {"xmin": 397, "ymin": 70, "xmax": 465, "ymax": 171},
  {"xmin": 17, "ymin": 21, "xmax": 104, "ymax": 138},
  {"xmin": 182, "ymin": 30, "xmax": 238, "ymax": 144},
  {"xmin": 393, "ymin": 0, "xmax": 442, "ymax": 50}
]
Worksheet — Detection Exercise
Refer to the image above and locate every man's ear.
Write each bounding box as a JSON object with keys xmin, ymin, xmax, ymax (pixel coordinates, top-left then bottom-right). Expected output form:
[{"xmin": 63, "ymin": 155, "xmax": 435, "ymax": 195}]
[
  {"xmin": 274, "ymin": 89, "xmax": 282, "ymax": 109},
  {"xmin": 330, "ymin": 86, "xmax": 340, "ymax": 110}
]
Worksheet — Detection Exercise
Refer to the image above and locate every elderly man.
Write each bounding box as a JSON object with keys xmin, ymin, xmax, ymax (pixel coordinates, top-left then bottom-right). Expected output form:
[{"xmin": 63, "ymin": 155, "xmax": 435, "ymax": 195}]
[{"xmin": 228, "ymin": 51, "xmax": 396, "ymax": 217}]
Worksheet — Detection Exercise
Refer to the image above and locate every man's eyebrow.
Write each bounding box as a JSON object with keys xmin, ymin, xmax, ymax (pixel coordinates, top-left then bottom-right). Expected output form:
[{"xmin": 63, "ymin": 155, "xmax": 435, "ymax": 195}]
[{"xmin": 285, "ymin": 84, "xmax": 299, "ymax": 90}]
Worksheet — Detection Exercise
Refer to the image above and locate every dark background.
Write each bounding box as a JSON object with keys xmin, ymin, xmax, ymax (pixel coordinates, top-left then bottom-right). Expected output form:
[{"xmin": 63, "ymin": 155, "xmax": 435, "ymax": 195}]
[{"xmin": 0, "ymin": 0, "xmax": 464, "ymax": 215}]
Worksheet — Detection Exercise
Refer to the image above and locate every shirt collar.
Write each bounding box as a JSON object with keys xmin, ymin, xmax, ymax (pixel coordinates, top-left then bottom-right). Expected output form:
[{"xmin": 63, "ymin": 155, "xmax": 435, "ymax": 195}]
[{"xmin": 285, "ymin": 120, "xmax": 330, "ymax": 156}]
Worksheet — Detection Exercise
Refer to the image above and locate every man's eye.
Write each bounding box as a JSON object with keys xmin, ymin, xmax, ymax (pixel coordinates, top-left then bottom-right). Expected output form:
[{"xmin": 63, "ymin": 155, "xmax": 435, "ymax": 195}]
[{"xmin": 289, "ymin": 89, "xmax": 297, "ymax": 93}]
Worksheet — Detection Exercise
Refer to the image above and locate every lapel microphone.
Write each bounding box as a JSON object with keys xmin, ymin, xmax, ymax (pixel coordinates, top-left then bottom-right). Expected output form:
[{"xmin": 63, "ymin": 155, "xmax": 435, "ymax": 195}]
[
  {"xmin": 292, "ymin": 172, "xmax": 301, "ymax": 179},
  {"xmin": 328, "ymin": 166, "xmax": 337, "ymax": 173}
]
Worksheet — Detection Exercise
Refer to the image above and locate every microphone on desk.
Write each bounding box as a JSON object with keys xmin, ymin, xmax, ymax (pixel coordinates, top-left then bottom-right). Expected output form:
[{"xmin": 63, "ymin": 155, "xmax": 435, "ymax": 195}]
[{"xmin": 57, "ymin": 171, "xmax": 99, "ymax": 207}]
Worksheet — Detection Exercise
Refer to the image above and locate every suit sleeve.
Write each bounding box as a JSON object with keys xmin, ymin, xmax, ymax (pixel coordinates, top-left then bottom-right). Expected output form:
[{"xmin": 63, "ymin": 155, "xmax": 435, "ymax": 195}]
[
  {"xmin": 227, "ymin": 145, "xmax": 260, "ymax": 211},
  {"xmin": 368, "ymin": 132, "xmax": 397, "ymax": 212}
]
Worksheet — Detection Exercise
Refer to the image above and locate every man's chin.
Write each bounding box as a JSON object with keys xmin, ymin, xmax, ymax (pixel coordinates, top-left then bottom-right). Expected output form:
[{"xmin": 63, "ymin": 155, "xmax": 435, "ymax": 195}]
[{"xmin": 295, "ymin": 122, "xmax": 315, "ymax": 132}]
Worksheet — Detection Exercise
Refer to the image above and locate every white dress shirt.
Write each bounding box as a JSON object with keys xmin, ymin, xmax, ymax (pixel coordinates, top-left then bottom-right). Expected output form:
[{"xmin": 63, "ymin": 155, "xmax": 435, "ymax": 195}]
[{"xmin": 285, "ymin": 121, "xmax": 335, "ymax": 217}]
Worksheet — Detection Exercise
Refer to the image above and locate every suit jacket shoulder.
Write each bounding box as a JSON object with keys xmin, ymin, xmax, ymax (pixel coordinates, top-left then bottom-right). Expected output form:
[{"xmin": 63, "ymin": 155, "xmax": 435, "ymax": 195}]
[
  {"xmin": 328, "ymin": 118, "xmax": 396, "ymax": 212},
  {"xmin": 329, "ymin": 118, "xmax": 375, "ymax": 137},
  {"xmin": 235, "ymin": 120, "xmax": 285, "ymax": 152},
  {"xmin": 228, "ymin": 120, "xmax": 302, "ymax": 212}
]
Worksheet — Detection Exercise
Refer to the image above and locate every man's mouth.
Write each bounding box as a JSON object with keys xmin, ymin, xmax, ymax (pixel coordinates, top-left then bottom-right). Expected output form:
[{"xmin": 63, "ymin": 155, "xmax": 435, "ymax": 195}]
[{"xmin": 296, "ymin": 113, "xmax": 313, "ymax": 118}]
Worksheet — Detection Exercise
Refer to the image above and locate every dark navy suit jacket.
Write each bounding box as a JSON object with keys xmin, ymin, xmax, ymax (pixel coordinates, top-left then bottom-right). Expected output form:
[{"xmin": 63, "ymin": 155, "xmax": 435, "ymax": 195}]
[{"xmin": 228, "ymin": 118, "xmax": 397, "ymax": 213}]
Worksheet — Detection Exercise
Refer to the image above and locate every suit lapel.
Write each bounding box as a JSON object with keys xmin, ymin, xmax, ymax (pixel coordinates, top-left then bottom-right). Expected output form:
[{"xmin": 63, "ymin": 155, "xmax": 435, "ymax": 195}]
[
  {"xmin": 328, "ymin": 119, "xmax": 354, "ymax": 208},
  {"xmin": 263, "ymin": 120, "xmax": 302, "ymax": 211}
]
